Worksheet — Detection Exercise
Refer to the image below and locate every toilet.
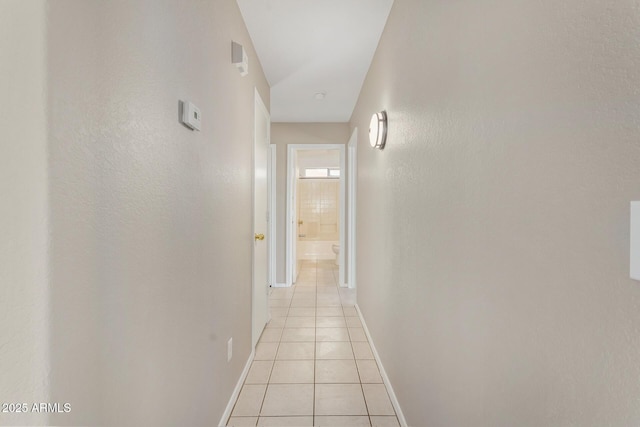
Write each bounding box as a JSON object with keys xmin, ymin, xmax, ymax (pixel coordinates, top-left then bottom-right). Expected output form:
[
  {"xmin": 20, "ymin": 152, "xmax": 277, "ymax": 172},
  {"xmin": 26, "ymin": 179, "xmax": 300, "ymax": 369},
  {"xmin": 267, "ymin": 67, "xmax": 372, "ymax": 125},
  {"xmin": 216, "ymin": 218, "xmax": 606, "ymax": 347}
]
[{"xmin": 331, "ymin": 244, "xmax": 339, "ymax": 266}]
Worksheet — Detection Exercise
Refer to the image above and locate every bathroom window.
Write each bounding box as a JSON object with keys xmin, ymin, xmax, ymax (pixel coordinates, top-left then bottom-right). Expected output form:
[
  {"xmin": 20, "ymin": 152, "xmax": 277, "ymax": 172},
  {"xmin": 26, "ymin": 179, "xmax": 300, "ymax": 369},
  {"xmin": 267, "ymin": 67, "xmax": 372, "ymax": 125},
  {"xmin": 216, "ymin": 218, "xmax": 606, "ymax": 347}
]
[{"xmin": 301, "ymin": 168, "xmax": 340, "ymax": 179}]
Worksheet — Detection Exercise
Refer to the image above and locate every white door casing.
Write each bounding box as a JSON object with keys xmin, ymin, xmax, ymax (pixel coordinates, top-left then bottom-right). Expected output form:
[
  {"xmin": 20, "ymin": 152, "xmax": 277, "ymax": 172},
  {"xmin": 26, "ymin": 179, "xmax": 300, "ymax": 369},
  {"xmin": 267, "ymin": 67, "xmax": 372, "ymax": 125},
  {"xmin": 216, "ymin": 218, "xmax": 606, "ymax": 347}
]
[
  {"xmin": 347, "ymin": 128, "xmax": 357, "ymax": 289},
  {"xmin": 268, "ymin": 145, "xmax": 277, "ymax": 289},
  {"xmin": 252, "ymin": 89, "xmax": 270, "ymax": 348}
]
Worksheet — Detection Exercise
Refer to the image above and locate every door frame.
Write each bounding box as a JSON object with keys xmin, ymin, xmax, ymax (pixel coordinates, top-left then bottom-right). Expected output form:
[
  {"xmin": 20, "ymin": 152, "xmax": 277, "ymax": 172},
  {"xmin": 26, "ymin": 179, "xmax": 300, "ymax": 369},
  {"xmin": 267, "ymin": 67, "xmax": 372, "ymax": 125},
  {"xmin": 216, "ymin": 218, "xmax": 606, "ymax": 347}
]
[
  {"xmin": 252, "ymin": 88, "xmax": 270, "ymax": 348},
  {"xmin": 347, "ymin": 128, "xmax": 357, "ymax": 289},
  {"xmin": 268, "ymin": 144, "xmax": 277, "ymax": 289},
  {"xmin": 286, "ymin": 144, "xmax": 347, "ymax": 287}
]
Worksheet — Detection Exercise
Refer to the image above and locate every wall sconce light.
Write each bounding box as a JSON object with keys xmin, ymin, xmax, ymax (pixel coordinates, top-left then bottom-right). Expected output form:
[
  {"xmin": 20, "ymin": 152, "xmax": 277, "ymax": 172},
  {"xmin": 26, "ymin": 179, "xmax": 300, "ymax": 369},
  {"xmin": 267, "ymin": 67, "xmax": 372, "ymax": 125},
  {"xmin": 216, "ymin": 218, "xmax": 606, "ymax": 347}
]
[{"xmin": 369, "ymin": 111, "xmax": 387, "ymax": 149}]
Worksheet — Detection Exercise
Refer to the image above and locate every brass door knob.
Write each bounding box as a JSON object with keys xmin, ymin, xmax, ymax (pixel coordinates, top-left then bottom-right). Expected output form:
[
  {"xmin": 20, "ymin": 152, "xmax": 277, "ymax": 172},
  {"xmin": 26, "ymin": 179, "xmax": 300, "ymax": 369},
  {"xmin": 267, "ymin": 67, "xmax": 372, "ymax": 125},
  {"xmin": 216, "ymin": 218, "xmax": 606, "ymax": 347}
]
[
  {"xmin": 254, "ymin": 233, "xmax": 265, "ymax": 241},
  {"xmin": 298, "ymin": 220, "xmax": 303, "ymax": 225}
]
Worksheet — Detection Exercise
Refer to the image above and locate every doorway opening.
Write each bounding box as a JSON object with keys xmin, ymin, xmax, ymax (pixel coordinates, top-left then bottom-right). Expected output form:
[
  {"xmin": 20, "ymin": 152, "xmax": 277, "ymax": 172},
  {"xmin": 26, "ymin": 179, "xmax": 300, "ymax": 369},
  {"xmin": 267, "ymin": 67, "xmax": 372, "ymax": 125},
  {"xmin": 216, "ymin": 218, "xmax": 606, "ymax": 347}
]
[{"xmin": 286, "ymin": 144, "xmax": 346, "ymax": 287}]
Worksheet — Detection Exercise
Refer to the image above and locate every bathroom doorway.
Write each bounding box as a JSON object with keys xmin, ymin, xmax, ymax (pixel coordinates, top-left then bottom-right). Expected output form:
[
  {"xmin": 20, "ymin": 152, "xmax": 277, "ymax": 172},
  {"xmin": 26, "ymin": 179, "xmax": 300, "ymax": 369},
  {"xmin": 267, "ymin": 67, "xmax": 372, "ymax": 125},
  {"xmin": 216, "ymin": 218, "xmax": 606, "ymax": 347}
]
[{"xmin": 286, "ymin": 144, "xmax": 346, "ymax": 287}]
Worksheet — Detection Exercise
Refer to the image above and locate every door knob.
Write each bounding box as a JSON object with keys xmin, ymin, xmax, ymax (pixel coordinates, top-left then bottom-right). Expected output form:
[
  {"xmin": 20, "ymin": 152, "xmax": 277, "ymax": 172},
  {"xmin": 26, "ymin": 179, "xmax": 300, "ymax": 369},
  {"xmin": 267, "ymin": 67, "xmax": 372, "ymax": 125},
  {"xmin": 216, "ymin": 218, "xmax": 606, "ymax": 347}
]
[
  {"xmin": 298, "ymin": 220, "xmax": 303, "ymax": 225},
  {"xmin": 254, "ymin": 233, "xmax": 265, "ymax": 241}
]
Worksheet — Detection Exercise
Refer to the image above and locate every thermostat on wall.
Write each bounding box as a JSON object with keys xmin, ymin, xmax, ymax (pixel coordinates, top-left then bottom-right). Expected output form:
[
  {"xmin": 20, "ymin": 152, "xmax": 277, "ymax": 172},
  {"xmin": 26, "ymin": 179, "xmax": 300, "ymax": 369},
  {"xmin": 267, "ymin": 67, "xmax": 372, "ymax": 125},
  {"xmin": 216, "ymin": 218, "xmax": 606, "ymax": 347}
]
[{"xmin": 181, "ymin": 100, "xmax": 201, "ymax": 131}]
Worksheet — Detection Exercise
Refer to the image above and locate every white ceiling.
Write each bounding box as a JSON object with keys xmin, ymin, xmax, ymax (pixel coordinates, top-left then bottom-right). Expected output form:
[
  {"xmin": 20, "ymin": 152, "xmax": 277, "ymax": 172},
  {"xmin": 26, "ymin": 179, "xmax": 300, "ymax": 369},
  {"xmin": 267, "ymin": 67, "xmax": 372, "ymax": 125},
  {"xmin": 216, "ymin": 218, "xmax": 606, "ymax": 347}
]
[{"xmin": 236, "ymin": 0, "xmax": 394, "ymax": 123}]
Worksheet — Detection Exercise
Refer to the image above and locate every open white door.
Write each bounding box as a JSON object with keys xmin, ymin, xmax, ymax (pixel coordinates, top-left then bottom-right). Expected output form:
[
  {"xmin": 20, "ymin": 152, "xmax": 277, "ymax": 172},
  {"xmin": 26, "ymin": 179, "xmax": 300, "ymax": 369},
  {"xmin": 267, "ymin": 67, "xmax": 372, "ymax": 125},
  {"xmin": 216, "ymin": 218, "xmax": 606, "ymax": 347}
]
[{"xmin": 252, "ymin": 89, "xmax": 270, "ymax": 348}]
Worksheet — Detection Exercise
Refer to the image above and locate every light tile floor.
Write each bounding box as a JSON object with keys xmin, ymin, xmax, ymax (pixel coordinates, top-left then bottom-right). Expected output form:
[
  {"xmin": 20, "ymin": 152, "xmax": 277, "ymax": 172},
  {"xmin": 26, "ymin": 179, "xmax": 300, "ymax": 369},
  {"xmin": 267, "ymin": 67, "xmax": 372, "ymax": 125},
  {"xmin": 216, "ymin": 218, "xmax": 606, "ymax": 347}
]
[{"xmin": 227, "ymin": 260, "xmax": 399, "ymax": 427}]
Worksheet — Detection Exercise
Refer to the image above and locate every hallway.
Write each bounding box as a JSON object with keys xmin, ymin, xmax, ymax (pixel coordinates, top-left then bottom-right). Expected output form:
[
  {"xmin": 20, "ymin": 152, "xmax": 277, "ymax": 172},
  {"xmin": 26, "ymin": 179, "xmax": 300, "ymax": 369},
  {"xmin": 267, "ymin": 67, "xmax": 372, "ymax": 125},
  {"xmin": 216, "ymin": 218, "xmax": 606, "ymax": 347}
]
[{"xmin": 227, "ymin": 261, "xmax": 399, "ymax": 426}]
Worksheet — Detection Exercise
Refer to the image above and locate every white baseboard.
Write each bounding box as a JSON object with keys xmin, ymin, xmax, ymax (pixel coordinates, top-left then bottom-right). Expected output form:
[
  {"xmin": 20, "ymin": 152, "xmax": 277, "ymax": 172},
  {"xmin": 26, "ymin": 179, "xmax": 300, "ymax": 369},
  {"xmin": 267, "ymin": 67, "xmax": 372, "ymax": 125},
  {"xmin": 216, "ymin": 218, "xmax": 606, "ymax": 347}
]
[
  {"xmin": 218, "ymin": 349, "xmax": 255, "ymax": 427},
  {"xmin": 271, "ymin": 282, "xmax": 289, "ymax": 288},
  {"xmin": 355, "ymin": 304, "xmax": 408, "ymax": 427}
]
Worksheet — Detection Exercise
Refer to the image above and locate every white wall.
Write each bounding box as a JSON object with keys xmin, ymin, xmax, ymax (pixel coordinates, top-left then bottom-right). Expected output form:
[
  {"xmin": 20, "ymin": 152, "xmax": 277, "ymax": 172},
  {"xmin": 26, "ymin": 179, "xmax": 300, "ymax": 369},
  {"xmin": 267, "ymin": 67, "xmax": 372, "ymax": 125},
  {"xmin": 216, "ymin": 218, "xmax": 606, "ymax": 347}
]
[
  {"xmin": 2, "ymin": 1, "xmax": 269, "ymax": 425},
  {"xmin": 0, "ymin": 2, "xmax": 50, "ymax": 426},
  {"xmin": 271, "ymin": 123, "xmax": 350, "ymax": 284},
  {"xmin": 352, "ymin": 0, "xmax": 640, "ymax": 425}
]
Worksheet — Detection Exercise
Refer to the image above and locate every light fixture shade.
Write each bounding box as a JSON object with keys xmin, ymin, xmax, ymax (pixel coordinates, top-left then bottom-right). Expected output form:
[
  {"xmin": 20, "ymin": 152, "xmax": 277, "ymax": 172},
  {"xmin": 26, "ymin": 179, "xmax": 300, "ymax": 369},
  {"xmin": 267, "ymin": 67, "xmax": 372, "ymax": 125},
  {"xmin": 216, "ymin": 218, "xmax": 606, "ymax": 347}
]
[{"xmin": 369, "ymin": 111, "xmax": 387, "ymax": 149}]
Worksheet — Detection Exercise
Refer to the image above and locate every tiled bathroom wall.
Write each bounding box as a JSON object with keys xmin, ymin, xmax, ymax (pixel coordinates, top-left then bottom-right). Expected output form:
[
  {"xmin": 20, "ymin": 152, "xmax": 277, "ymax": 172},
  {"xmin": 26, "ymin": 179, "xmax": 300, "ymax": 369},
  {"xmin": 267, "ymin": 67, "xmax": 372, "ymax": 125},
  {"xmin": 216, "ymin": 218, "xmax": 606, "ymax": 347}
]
[{"xmin": 297, "ymin": 179, "xmax": 340, "ymax": 241}]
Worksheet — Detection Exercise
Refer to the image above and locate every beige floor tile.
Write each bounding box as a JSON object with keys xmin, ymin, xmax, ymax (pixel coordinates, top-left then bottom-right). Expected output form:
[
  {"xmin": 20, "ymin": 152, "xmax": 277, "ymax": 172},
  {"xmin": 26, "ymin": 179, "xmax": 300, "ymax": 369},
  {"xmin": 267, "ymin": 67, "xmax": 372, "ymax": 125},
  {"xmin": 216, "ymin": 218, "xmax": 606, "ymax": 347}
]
[
  {"xmin": 270, "ymin": 360, "xmax": 315, "ymax": 383},
  {"xmin": 316, "ymin": 342, "xmax": 354, "ymax": 360},
  {"xmin": 340, "ymin": 297, "xmax": 357, "ymax": 306},
  {"xmin": 261, "ymin": 384, "xmax": 314, "ymax": 416},
  {"xmin": 316, "ymin": 317, "xmax": 347, "ymax": 328},
  {"xmin": 254, "ymin": 342, "xmax": 279, "ymax": 360},
  {"xmin": 342, "ymin": 306, "xmax": 358, "ymax": 316},
  {"xmin": 285, "ymin": 316, "xmax": 315, "ymax": 328},
  {"xmin": 317, "ymin": 295, "xmax": 341, "ymax": 302},
  {"xmin": 227, "ymin": 416, "xmax": 258, "ymax": 426},
  {"xmin": 316, "ymin": 287, "xmax": 339, "ymax": 293},
  {"xmin": 316, "ymin": 300, "xmax": 342, "ymax": 307},
  {"xmin": 316, "ymin": 360, "xmax": 360, "ymax": 383},
  {"xmin": 362, "ymin": 384, "xmax": 395, "ymax": 415},
  {"xmin": 317, "ymin": 292, "xmax": 339, "ymax": 298},
  {"xmin": 288, "ymin": 307, "xmax": 316, "ymax": 317},
  {"xmin": 270, "ymin": 288, "xmax": 294, "ymax": 298},
  {"xmin": 231, "ymin": 385, "xmax": 267, "ymax": 417},
  {"xmin": 370, "ymin": 416, "xmax": 400, "ymax": 426},
  {"xmin": 265, "ymin": 317, "xmax": 286, "ymax": 328},
  {"xmin": 258, "ymin": 416, "xmax": 313, "ymax": 426},
  {"xmin": 339, "ymin": 291, "xmax": 357, "ymax": 306},
  {"xmin": 269, "ymin": 299, "xmax": 291, "ymax": 308},
  {"xmin": 316, "ymin": 328, "xmax": 350, "ymax": 342},
  {"xmin": 317, "ymin": 307, "xmax": 343, "ymax": 317},
  {"xmin": 295, "ymin": 282, "xmax": 317, "ymax": 287},
  {"xmin": 290, "ymin": 299, "xmax": 317, "ymax": 308},
  {"xmin": 317, "ymin": 282, "xmax": 337, "ymax": 288},
  {"xmin": 276, "ymin": 342, "xmax": 315, "ymax": 360},
  {"xmin": 296, "ymin": 273, "xmax": 316, "ymax": 278},
  {"xmin": 259, "ymin": 328, "xmax": 283, "ymax": 343},
  {"xmin": 270, "ymin": 308, "xmax": 289, "ymax": 318},
  {"xmin": 245, "ymin": 361, "xmax": 273, "ymax": 384},
  {"xmin": 352, "ymin": 342, "xmax": 374, "ymax": 359},
  {"xmin": 317, "ymin": 293, "xmax": 340, "ymax": 299},
  {"xmin": 314, "ymin": 416, "xmax": 371, "ymax": 426},
  {"xmin": 281, "ymin": 327, "xmax": 315, "ymax": 342},
  {"xmin": 345, "ymin": 317, "xmax": 362, "ymax": 327},
  {"xmin": 295, "ymin": 282, "xmax": 316, "ymax": 287},
  {"xmin": 293, "ymin": 293, "xmax": 317, "ymax": 300},
  {"xmin": 348, "ymin": 327, "xmax": 367, "ymax": 342},
  {"xmin": 294, "ymin": 291, "xmax": 316, "ymax": 297},
  {"xmin": 315, "ymin": 384, "xmax": 367, "ymax": 416},
  {"xmin": 356, "ymin": 360, "xmax": 383, "ymax": 383}
]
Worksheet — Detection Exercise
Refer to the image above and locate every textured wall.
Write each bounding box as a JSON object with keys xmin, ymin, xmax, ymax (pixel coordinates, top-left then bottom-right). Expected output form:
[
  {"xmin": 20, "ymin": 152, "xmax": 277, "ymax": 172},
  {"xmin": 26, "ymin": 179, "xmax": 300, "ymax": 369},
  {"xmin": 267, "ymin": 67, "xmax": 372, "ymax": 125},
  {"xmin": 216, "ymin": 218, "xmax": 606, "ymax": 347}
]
[
  {"xmin": 351, "ymin": 0, "xmax": 640, "ymax": 425},
  {"xmin": 0, "ymin": 2, "xmax": 50, "ymax": 426},
  {"xmin": 44, "ymin": 1, "xmax": 269, "ymax": 425},
  {"xmin": 271, "ymin": 123, "xmax": 350, "ymax": 284}
]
